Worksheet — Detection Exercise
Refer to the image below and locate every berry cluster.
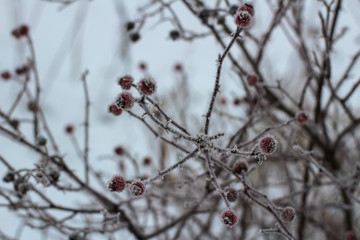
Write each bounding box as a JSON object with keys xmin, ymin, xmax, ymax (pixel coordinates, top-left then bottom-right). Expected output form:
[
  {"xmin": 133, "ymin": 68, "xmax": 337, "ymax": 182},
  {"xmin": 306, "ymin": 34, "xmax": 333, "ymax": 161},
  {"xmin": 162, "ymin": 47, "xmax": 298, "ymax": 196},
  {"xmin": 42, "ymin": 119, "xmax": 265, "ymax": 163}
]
[{"xmin": 234, "ymin": 3, "xmax": 255, "ymax": 28}]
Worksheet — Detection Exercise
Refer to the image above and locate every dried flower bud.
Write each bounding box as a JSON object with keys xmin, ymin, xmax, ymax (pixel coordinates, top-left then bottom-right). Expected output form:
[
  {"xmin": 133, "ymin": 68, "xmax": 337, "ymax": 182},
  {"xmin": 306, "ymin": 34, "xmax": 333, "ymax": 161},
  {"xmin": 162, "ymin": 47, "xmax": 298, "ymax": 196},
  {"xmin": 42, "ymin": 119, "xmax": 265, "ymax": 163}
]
[
  {"xmin": 128, "ymin": 181, "xmax": 145, "ymax": 198},
  {"xmin": 108, "ymin": 175, "xmax": 126, "ymax": 192},
  {"xmin": 226, "ymin": 188, "xmax": 238, "ymax": 202},
  {"xmin": 115, "ymin": 92, "xmax": 134, "ymax": 109},
  {"xmin": 233, "ymin": 161, "xmax": 248, "ymax": 174},
  {"xmin": 221, "ymin": 210, "xmax": 238, "ymax": 227},
  {"xmin": 138, "ymin": 77, "xmax": 156, "ymax": 96},
  {"xmin": 259, "ymin": 135, "xmax": 278, "ymax": 155},
  {"xmin": 281, "ymin": 206, "xmax": 296, "ymax": 223}
]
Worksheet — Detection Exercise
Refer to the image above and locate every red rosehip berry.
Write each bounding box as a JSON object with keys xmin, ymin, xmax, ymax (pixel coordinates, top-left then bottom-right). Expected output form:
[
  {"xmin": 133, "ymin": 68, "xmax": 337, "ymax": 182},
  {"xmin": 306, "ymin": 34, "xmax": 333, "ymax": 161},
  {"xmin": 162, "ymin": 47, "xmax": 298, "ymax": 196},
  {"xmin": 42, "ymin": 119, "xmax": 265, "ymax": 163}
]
[
  {"xmin": 234, "ymin": 7, "xmax": 253, "ymax": 28},
  {"xmin": 1, "ymin": 71, "xmax": 11, "ymax": 80},
  {"xmin": 259, "ymin": 135, "xmax": 278, "ymax": 155},
  {"xmin": 115, "ymin": 92, "xmax": 134, "ymax": 109},
  {"xmin": 239, "ymin": 3, "xmax": 255, "ymax": 17},
  {"xmin": 295, "ymin": 111, "xmax": 309, "ymax": 124},
  {"xmin": 11, "ymin": 24, "xmax": 29, "ymax": 39},
  {"xmin": 281, "ymin": 206, "xmax": 296, "ymax": 223},
  {"xmin": 221, "ymin": 210, "xmax": 238, "ymax": 227},
  {"xmin": 65, "ymin": 124, "xmax": 74, "ymax": 134},
  {"xmin": 108, "ymin": 175, "xmax": 126, "ymax": 192},
  {"xmin": 114, "ymin": 146, "xmax": 125, "ymax": 156},
  {"xmin": 109, "ymin": 103, "xmax": 122, "ymax": 116},
  {"xmin": 233, "ymin": 161, "xmax": 248, "ymax": 174},
  {"xmin": 118, "ymin": 75, "xmax": 134, "ymax": 90},
  {"xmin": 137, "ymin": 77, "xmax": 156, "ymax": 96},
  {"xmin": 247, "ymin": 74, "xmax": 258, "ymax": 86},
  {"xmin": 128, "ymin": 181, "xmax": 145, "ymax": 198},
  {"xmin": 226, "ymin": 188, "xmax": 238, "ymax": 202}
]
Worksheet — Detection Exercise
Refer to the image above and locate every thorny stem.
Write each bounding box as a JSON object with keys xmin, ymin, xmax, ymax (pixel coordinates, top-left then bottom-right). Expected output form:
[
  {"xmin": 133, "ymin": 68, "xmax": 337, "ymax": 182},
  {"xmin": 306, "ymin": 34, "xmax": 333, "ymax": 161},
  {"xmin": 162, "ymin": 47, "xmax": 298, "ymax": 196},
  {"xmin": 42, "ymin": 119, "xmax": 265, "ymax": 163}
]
[{"xmin": 203, "ymin": 27, "xmax": 242, "ymax": 135}]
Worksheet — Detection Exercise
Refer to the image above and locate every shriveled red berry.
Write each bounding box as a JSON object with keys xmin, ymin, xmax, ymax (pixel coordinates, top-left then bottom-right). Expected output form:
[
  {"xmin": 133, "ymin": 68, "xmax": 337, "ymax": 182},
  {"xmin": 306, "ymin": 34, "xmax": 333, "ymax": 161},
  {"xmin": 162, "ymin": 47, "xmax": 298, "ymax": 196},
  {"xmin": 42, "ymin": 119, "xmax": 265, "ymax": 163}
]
[
  {"xmin": 233, "ymin": 161, "xmax": 248, "ymax": 174},
  {"xmin": 233, "ymin": 97, "xmax": 241, "ymax": 106},
  {"xmin": 114, "ymin": 146, "xmax": 125, "ymax": 156},
  {"xmin": 221, "ymin": 210, "xmax": 238, "ymax": 227},
  {"xmin": 247, "ymin": 74, "xmax": 258, "ymax": 86},
  {"xmin": 108, "ymin": 175, "xmax": 126, "ymax": 192},
  {"xmin": 128, "ymin": 181, "xmax": 145, "ymax": 197},
  {"xmin": 281, "ymin": 206, "xmax": 295, "ymax": 223},
  {"xmin": 138, "ymin": 77, "xmax": 156, "ymax": 96},
  {"xmin": 65, "ymin": 124, "xmax": 74, "ymax": 134},
  {"xmin": 109, "ymin": 104, "xmax": 122, "ymax": 116},
  {"xmin": 143, "ymin": 156, "xmax": 152, "ymax": 166},
  {"xmin": 118, "ymin": 75, "xmax": 134, "ymax": 90},
  {"xmin": 259, "ymin": 135, "xmax": 278, "ymax": 155},
  {"xmin": 11, "ymin": 24, "xmax": 29, "ymax": 39},
  {"xmin": 239, "ymin": 3, "xmax": 255, "ymax": 17},
  {"xmin": 27, "ymin": 101, "xmax": 37, "ymax": 112},
  {"xmin": 115, "ymin": 92, "xmax": 134, "ymax": 109},
  {"xmin": 234, "ymin": 8, "xmax": 253, "ymax": 28},
  {"xmin": 226, "ymin": 188, "xmax": 238, "ymax": 202},
  {"xmin": 1, "ymin": 71, "xmax": 11, "ymax": 80},
  {"xmin": 295, "ymin": 111, "xmax": 309, "ymax": 124}
]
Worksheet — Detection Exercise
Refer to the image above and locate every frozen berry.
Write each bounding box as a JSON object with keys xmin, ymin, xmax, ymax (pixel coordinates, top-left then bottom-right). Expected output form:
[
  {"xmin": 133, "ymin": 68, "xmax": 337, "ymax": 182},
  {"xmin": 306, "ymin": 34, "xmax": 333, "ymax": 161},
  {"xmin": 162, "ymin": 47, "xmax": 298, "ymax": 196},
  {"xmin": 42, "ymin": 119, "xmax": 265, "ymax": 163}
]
[
  {"xmin": 115, "ymin": 92, "xmax": 134, "ymax": 109},
  {"xmin": 49, "ymin": 170, "xmax": 60, "ymax": 183},
  {"xmin": 247, "ymin": 74, "xmax": 258, "ymax": 86},
  {"xmin": 15, "ymin": 64, "xmax": 29, "ymax": 75},
  {"xmin": 138, "ymin": 78, "xmax": 156, "ymax": 96},
  {"xmin": 128, "ymin": 181, "xmax": 145, "ymax": 197},
  {"xmin": 36, "ymin": 136, "xmax": 47, "ymax": 146},
  {"xmin": 234, "ymin": 8, "xmax": 253, "ymax": 28},
  {"xmin": 199, "ymin": 9, "xmax": 211, "ymax": 23},
  {"xmin": 109, "ymin": 104, "xmax": 122, "ymax": 116},
  {"xmin": 108, "ymin": 175, "xmax": 126, "ymax": 192},
  {"xmin": 295, "ymin": 111, "xmax": 309, "ymax": 124},
  {"xmin": 226, "ymin": 188, "xmax": 238, "ymax": 202},
  {"xmin": 221, "ymin": 210, "xmax": 238, "ymax": 227},
  {"xmin": 233, "ymin": 161, "xmax": 248, "ymax": 174},
  {"xmin": 259, "ymin": 136, "xmax": 278, "ymax": 155},
  {"xmin": 118, "ymin": 75, "xmax": 134, "ymax": 90},
  {"xmin": 1, "ymin": 71, "xmax": 11, "ymax": 80},
  {"xmin": 281, "ymin": 206, "xmax": 296, "ymax": 223},
  {"xmin": 239, "ymin": 3, "xmax": 255, "ymax": 17}
]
